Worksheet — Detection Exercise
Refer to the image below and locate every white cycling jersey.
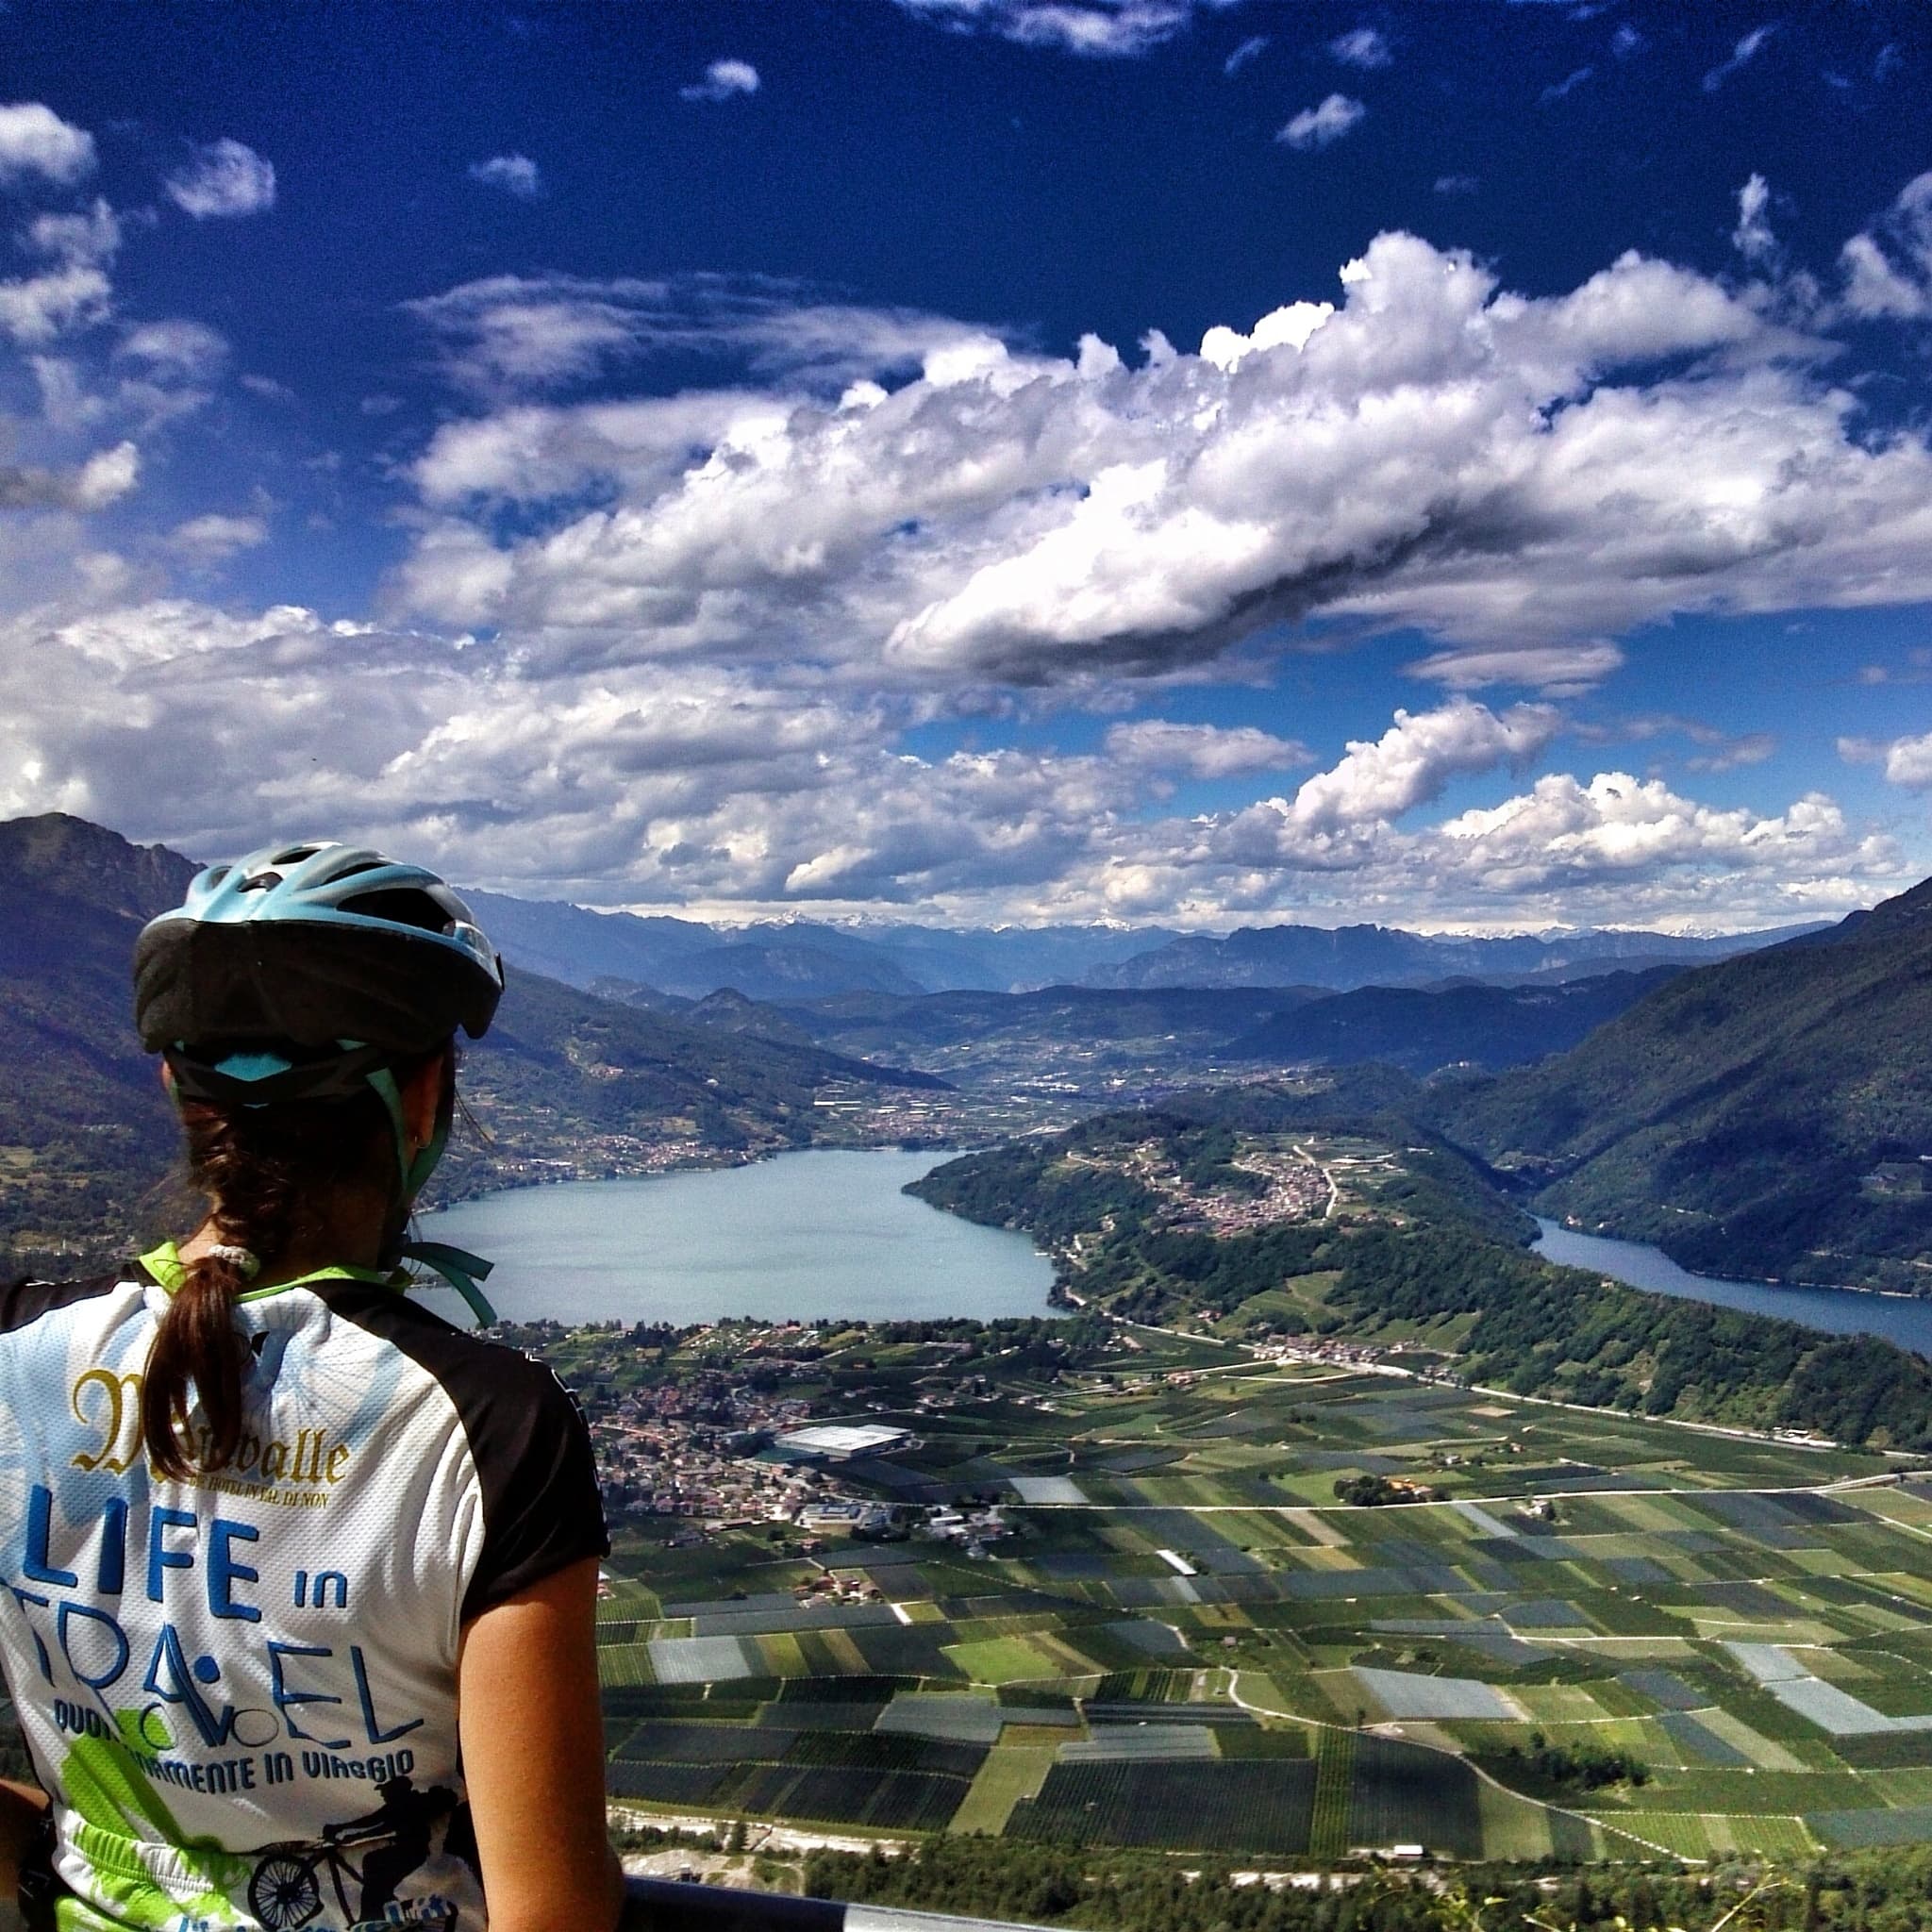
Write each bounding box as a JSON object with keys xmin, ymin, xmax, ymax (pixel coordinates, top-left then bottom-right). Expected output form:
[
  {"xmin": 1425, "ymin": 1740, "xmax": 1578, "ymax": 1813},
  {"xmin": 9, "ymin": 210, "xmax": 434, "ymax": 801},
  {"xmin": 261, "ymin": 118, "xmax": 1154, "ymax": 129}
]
[{"xmin": 0, "ymin": 1246, "xmax": 608, "ymax": 1932}]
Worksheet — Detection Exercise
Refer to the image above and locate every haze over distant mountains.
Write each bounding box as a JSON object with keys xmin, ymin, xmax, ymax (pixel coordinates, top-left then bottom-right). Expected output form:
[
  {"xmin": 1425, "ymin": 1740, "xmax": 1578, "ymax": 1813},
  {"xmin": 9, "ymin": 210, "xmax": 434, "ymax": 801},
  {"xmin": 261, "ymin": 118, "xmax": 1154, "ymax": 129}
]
[{"xmin": 467, "ymin": 886, "xmax": 1819, "ymax": 1002}]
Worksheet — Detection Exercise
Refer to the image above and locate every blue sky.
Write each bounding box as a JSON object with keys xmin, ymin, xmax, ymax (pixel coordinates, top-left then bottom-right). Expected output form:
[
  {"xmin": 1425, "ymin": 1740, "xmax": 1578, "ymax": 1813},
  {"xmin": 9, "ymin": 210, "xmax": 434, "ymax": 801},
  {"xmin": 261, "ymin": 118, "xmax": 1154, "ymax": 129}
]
[{"xmin": 1, "ymin": 0, "xmax": 1929, "ymax": 931}]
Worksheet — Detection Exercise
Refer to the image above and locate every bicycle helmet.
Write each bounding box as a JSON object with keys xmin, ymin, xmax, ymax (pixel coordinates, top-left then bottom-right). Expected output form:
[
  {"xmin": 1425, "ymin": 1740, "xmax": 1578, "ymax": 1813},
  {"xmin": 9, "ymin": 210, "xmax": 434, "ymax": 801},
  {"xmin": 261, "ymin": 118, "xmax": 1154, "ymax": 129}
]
[
  {"xmin": 134, "ymin": 837, "xmax": 501, "ymax": 1134},
  {"xmin": 135, "ymin": 840, "xmax": 501, "ymax": 1054}
]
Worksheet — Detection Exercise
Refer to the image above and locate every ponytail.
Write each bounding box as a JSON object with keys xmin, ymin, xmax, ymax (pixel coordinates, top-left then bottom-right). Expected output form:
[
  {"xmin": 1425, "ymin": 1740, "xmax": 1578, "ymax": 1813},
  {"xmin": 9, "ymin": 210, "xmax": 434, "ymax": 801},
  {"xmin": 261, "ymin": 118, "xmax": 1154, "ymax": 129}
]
[{"xmin": 144, "ymin": 1066, "xmax": 427, "ymax": 1478}]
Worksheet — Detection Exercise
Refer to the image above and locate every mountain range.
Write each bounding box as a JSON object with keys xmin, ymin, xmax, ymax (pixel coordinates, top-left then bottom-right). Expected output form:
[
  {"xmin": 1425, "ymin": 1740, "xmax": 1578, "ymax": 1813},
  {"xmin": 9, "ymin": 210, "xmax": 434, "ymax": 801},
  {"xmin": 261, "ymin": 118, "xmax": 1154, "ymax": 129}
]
[
  {"xmin": 465, "ymin": 885, "xmax": 1814, "ymax": 1001},
  {"xmin": 7, "ymin": 810, "xmax": 1926, "ymax": 1298}
]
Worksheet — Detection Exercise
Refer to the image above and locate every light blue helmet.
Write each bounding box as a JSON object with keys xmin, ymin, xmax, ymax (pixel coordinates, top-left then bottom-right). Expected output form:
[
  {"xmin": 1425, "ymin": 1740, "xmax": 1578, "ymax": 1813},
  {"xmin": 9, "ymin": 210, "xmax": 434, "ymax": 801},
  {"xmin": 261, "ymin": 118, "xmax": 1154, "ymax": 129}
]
[{"xmin": 134, "ymin": 839, "xmax": 503, "ymax": 1058}]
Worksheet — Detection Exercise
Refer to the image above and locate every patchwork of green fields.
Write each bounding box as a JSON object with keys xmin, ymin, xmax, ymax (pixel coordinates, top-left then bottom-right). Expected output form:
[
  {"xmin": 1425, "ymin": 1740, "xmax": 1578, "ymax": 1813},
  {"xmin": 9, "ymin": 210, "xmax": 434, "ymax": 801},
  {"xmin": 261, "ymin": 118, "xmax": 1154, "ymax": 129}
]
[{"xmin": 598, "ymin": 1349, "xmax": 1932, "ymax": 1864}]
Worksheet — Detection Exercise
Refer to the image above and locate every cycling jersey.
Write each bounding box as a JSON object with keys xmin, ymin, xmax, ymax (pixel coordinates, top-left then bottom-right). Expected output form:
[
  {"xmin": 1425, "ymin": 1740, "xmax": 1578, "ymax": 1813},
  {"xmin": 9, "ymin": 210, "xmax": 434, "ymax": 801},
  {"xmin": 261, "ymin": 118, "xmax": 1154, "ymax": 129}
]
[{"xmin": 0, "ymin": 1247, "xmax": 608, "ymax": 1932}]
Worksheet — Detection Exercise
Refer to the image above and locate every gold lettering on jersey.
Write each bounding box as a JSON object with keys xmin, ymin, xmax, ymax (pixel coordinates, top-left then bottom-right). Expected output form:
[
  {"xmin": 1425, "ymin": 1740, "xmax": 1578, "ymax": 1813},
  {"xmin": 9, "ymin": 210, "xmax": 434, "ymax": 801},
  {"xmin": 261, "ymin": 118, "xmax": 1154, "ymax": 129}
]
[
  {"xmin": 69, "ymin": 1368, "xmax": 353, "ymax": 1486},
  {"xmin": 70, "ymin": 1369, "xmax": 145, "ymax": 1474}
]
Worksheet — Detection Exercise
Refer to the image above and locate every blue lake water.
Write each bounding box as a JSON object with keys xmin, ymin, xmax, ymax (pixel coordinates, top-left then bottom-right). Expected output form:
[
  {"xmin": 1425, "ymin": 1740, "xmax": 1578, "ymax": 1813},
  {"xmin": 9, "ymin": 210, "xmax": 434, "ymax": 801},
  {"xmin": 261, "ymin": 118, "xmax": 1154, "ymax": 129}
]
[
  {"xmin": 418, "ymin": 1148, "xmax": 1057, "ymax": 1327},
  {"xmin": 1532, "ymin": 1220, "xmax": 1932, "ymax": 1358}
]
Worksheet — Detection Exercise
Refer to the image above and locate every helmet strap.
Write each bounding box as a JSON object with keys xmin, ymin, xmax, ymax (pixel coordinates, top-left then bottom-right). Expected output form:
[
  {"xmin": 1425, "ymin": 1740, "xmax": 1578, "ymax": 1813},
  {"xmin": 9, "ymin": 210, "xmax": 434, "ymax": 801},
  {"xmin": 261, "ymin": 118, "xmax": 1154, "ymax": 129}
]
[{"xmin": 363, "ymin": 1065, "xmax": 449, "ymax": 1201}]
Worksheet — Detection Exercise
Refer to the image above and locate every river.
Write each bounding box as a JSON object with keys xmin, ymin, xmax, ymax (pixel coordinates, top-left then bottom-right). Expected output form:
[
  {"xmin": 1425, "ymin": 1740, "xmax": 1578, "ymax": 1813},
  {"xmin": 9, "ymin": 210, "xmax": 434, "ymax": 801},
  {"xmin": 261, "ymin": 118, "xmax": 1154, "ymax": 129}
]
[
  {"xmin": 1532, "ymin": 1219, "xmax": 1932, "ymax": 1358},
  {"xmin": 417, "ymin": 1147, "xmax": 1058, "ymax": 1327}
]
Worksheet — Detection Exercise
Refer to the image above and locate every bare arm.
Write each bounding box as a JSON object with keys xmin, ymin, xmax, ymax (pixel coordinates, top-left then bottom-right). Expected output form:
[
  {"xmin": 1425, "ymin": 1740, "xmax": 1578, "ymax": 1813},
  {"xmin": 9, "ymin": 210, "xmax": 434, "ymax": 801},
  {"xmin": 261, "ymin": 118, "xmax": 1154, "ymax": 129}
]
[
  {"xmin": 0, "ymin": 1776, "xmax": 47, "ymax": 1899},
  {"xmin": 458, "ymin": 1557, "xmax": 624, "ymax": 1932}
]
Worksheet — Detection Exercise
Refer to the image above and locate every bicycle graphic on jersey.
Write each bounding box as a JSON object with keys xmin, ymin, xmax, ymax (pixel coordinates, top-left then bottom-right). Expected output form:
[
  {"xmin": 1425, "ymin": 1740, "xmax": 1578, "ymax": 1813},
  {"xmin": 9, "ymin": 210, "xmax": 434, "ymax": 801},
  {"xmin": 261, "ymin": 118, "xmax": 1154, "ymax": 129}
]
[{"xmin": 249, "ymin": 1774, "xmax": 464, "ymax": 1929}]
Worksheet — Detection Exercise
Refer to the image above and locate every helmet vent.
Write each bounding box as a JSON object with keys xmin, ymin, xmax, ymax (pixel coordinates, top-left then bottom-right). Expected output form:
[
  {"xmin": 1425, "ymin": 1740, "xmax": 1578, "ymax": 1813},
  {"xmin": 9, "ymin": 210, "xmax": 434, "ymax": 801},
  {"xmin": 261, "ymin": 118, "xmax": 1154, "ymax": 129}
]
[
  {"xmin": 240, "ymin": 870, "xmax": 284, "ymax": 893},
  {"xmin": 339, "ymin": 887, "xmax": 451, "ymax": 935}
]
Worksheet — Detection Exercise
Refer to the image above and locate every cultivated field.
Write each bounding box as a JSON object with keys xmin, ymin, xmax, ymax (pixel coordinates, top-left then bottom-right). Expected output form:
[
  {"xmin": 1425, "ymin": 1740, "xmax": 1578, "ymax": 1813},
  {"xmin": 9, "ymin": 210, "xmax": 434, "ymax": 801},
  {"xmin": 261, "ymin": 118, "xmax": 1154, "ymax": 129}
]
[{"xmin": 592, "ymin": 1328, "xmax": 1932, "ymax": 1864}]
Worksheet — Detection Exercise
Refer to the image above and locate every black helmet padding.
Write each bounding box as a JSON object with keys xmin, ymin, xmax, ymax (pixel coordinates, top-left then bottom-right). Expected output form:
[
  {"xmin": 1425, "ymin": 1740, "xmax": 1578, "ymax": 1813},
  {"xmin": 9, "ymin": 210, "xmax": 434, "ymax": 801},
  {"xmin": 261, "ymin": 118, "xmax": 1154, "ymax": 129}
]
[{"xmin": 134, "ymin": 919, "xmax": 501, "ymax": 1055}]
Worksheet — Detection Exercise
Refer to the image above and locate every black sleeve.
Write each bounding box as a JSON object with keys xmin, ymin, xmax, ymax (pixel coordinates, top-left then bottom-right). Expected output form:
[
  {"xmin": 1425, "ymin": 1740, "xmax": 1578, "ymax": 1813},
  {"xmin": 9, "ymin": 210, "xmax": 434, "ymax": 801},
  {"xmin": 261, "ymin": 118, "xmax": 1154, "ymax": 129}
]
[{"xmin": 460, "ymin": 1358, "xmax": 611, "ymax": 1621}]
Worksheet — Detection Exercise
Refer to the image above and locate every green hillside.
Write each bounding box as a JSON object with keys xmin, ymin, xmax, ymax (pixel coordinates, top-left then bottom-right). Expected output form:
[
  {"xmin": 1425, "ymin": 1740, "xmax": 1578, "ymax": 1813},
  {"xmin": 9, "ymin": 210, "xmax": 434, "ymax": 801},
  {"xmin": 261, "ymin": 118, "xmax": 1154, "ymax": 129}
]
[
  {"xmin": 1439, "ymin": 878, "xmax": 1932, "ymax": 1290},
  {"xmin": 0, "ymin": 813, "xmax": 939, "ymax": 1272}
]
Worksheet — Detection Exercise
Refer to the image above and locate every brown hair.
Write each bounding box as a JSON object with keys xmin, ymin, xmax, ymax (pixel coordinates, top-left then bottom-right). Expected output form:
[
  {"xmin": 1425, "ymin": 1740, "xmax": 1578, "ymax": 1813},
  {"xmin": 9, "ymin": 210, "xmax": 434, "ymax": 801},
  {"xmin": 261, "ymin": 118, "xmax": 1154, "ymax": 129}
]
[{"xmin": 143, "ymin": 1056, "xmax": 444, "ymax": 1478}]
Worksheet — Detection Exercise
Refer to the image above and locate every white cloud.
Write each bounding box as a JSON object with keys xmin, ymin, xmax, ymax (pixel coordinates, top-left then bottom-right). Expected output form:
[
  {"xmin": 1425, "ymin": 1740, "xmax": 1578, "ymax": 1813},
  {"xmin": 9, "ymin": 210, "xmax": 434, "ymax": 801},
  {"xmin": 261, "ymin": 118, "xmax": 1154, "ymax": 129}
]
[
  {"xmin": 1839, "ymin": 172, "xmax": 1932, "ymax": 322},
  {"xmin": 1277, "ymin": 701, "xmax": 1556, "ymax": 842},
  {"xmin": 1733, "ymin": 173, "xmax": 1775, "ymax": 261},
  {"xmin": 119, "ymin": 319, "xmax": 228, "ymax": 376},
  {"xmin": 1104, "ymin": 719, "xmax": 1309, "ymax": 778},
  {"xmin": 406, "ymin": 271, "xmax": 991, "ymax": 397},
  {"xmin": 1434, "ymin": 174, "xmax": 1477, "ymax": 196},
  {"xmin": 1540, "ymin": 65, "xmax": 1592, "ymax": 105},
  {"xmin": 1223, "ymin": 33, "xmax": 1266, "ymax": 75},
  {"xmin": 1611, "ymin": 25, "xmax": 1643, "ymax": 58},
  {"xmin": 1328, "ymin": 27, "xmax": 1390, "ymax": 70},
  {"xmin": 1437, "ymin": 774, "xmax": 1883, "ymax": 900},
  {"xmin": 380, "ymin": 233, "xmax": 1932, "ymax": 703},
  {"xmin": 1405, "ymin": 642, "xmax": 1624, "ymax": 696},
  {"xmin": 1703, "ymin": 23, "xmax": 1774, "ymax": 92},
  {"xmin": 0, "ymin": 583, "xmax": 1899, "ymax": 928},
  {"xmin": 25, "ymin": 199, "xmax": 119, "ymax": 268},
  {"xmin": 1842, "ymin": 730, "xmax": 1932, "ymax": 791},
  {"xmin": 0, "ymin": 440, "xmax": 136, "ymax": 511},
  {"xmin": 168, "ymin": 512, "xmax": 268, "ymax": 563},
  {"xmin": 1277, "ymin": 94, "xmax": 1365, "ymax": 151},
  {"xmin": 679, "ymin": 58, "xmax": 759, "ymax": 103},
  {"xmin": 0, "ymin": 263, "xmax": 110, "ymax": 344},
  {"xmin": 889, "ymin": 0, "xmax": 1209, "ymax": 59},
  {"xmin": 0, "ymin": 103, "xmax": 94, "ymax": 188},
  {"xmin": 163, "ymin": 138, "xmax": 276, "ymax": 220},
  {"xmin": 468, "ymin": 153, "xmax": 541, "ymax": 199}
]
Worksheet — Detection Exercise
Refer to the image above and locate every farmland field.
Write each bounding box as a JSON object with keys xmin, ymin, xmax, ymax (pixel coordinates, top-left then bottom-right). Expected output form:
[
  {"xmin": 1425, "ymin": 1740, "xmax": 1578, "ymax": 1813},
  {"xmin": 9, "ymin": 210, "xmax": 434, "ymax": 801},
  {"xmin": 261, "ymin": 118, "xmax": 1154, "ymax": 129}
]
[{"xmin": 574, "ymin": 1264, "xmax": 1932, "ymax": 1868}]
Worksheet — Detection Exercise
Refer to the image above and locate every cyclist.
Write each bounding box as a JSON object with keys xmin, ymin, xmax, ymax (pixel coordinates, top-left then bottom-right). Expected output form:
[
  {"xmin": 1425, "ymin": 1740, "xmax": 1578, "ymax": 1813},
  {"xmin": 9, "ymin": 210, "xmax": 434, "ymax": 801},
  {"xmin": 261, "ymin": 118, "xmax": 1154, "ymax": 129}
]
[{"xmin": 0, "ymin": 841, "xmax": 624, "ymax": 1931}]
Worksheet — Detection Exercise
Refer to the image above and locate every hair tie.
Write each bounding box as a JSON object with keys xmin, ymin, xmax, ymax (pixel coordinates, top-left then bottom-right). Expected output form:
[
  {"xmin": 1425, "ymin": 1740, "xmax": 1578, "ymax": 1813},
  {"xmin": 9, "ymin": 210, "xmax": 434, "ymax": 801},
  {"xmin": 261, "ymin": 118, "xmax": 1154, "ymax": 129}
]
[{"xmin": 207, "ymin": 1243, "xmax": 261, "ymax": 1280}]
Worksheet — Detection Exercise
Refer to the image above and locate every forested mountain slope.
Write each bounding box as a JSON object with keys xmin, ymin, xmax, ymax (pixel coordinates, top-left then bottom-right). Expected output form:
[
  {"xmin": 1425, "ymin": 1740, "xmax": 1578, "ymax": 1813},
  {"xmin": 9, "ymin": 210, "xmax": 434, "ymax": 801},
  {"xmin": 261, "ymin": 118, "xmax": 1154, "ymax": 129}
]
[{"xmin": 1439, "ymin": 877, "xmax": 1932, "ymax": 1289}]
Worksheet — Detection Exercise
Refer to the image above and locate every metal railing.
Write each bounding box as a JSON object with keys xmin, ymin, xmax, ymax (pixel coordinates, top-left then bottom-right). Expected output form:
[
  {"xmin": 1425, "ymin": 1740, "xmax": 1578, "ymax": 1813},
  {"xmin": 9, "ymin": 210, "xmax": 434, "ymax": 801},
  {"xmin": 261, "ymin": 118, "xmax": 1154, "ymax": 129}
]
[{"xmin": 620, "ymin": 1874, "xmax": 1045, "ymax": 1931}]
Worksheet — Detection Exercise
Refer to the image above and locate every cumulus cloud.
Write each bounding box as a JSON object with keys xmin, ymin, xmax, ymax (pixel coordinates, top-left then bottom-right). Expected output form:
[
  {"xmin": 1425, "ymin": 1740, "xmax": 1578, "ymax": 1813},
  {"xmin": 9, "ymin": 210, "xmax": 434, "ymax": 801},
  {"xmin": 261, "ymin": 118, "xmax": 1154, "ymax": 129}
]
[
  {"xmin": 1223, "ymin": 33, "xmax": 1266, "ymax": 75},
  {"xmin": 0, "ymin": 440, "xmax": 137, "ymax": 511},
  {"xmin": 468, "ymin": 153, "xmax": 541, "ymax": 198},
  {"xmin": 1277, "ymin": 94, "xmax": 1365, "ymax": 150},
  {"xmin": 0, "ymin": 578, "xmax": 1898, "ymax": 928},
  {"xmin": 1703, "ymin": 23, "xmax": 1774, "ymax": 92},
  {"xmin": 1733, "ymin": 173, "xmax": 1775, "ymax": 261},
  {"xmin": 1329, "ymin": 27, "xmax": 1391, "ymax": 70},
  {"xmin": 1, "ymin": 216, "xmax": 1925, "ymax": 927},
  {"xmin": 1839, "ymin": 172, "xmax": 1932, "ymax": 321},
  {"xmin": 0, "ymin": 103, "xmax": 94, "ymax": 188},
  {"xmin": 1842, "ymin": 731, "xmax": 1932, "ymax": 791},
  {"xmin": 889, "ymin": 0, "xmax": 1210, "ymax": 59},
  {"xmin": 679, "ymin": 58, "xmax": 759, "ymax": 102},
  {"xmin": 1436, "ymin": 772, "xmax": 1883, "ymax": 900},
  {"xmin": 163, "ymin": 138, "xmax": 276, "ymax": 219},
  {"xmin": 379, "ymin": 233, "xmax": 1932, "ymax": 707}
]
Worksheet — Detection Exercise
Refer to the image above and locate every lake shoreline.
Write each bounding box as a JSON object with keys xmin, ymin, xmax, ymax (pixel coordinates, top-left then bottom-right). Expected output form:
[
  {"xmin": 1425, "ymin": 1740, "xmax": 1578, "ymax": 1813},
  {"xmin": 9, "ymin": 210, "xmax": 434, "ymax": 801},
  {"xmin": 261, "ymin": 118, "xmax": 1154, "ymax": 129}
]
[{"xmin": 1532, "ymin": 1218, "xmax": 1932, "ymax": 1359}]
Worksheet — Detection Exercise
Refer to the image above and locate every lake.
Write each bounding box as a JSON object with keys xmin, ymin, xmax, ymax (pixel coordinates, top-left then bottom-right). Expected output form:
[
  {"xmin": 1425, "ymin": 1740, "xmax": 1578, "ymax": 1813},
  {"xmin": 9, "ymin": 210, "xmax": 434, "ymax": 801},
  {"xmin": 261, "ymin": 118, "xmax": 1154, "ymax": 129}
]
[
  {"xmin": 1533, "ymin": 1219, "xmax": 1932, "ymax": 1358},
  {"xmin": 417, "ymin": 1148, "xmax": 1058, "ymax": 1327}
]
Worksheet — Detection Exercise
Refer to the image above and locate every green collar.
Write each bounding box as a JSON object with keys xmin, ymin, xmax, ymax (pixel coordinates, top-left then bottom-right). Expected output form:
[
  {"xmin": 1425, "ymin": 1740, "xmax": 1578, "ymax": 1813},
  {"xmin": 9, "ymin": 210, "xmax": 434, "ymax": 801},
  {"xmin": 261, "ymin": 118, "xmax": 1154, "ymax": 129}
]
[
  {"xmin": 137, "ymin": 1241, "xmax": 391, "ymax": 1304},
  {"xmin": 135, "ymin": 1239, "xmax": 496, "ymax": 1325}
]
